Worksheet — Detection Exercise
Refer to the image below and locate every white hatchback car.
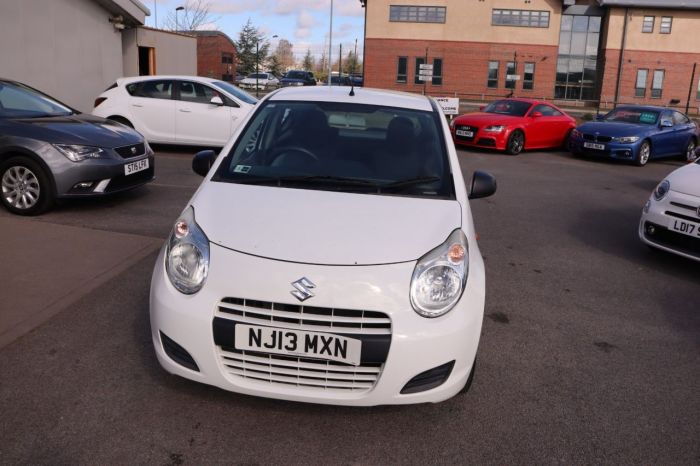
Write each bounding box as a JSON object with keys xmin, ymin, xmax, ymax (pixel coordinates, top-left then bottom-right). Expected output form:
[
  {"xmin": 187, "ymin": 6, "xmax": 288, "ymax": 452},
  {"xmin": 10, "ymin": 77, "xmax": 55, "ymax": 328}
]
[
  {"xmin": 640, "ymin": 158, "xmax": 700, "ymax": 262},
  {"xmin": 150, "ymin": 86, "xmax": 497, "ymax": 406},
  {"xmin": 92, "ymin": 76, "xmax": 257, "ymax": 146}
]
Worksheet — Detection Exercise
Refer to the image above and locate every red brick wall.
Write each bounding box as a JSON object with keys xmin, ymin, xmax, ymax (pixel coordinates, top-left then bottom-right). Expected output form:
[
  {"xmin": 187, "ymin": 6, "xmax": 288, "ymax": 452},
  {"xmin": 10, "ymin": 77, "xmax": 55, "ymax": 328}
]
[
  {"xmin": 599, "ymin": 48, "xmax": 700, "ymax": 112},
  {"xmin": 196, "ymin": 35, "xmax": 237, "ymax": 81},
  {"xmin": 364, "ymin": 38, "xmax": 559, "ymax": 99}
]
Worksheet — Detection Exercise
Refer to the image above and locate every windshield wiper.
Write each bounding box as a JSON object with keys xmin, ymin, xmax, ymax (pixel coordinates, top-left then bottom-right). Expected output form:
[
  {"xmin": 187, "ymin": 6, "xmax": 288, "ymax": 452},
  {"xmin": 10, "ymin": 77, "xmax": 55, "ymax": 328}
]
[
  {"xmin": 234, "ymin": 175, "xmax": 379, "ymax": 188},
  {"xmin": 380, "ymin": 176, "xmax": 441, "ymax": 190}
]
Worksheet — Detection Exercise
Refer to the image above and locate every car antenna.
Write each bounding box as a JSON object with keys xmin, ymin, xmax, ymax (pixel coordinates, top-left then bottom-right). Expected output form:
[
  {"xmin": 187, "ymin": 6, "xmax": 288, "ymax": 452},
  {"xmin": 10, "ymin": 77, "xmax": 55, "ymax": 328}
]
[{"xmin": 349, "ymin": 80, "xmax": 355, "ymax": 97}]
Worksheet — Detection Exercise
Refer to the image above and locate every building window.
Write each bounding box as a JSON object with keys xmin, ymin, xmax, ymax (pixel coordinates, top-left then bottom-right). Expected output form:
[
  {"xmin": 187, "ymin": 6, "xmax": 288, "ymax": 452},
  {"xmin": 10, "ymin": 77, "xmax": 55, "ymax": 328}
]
[
  {"xmin": 432, "ymin": 58, "xmax": 443, "ymax": 85},
  {"xmin": 642, "ymin": 16, "xmax": 654, "ymax": 33},
  {"xmin": 555, "ymin": 14, "xmax": 602, "ymax": 101},
  {"xmin": 505, "ymin": 62, "xmax": 516, "ymax": 89},
  {"xmin": 487, "ymin": 61, "xmax": 499, "ymax": 88},
  {"xmin": 389, "ymin": 6, "xmax": 446, "ymax": 23},
  {"xmin": 660, "ymin": 17, "xmax": 673, "ymax": 34},
  {"xmin": 492, "ymin": 9, "xmax": 550, "ymax": 28},
  {"xmin": 222, "ymin": 53, "xmax": 233, "ymax": 64},
  {"xmin": 397, "ymin": 57, "xmax": 408, "ymax": 83},
  {"xmin": 635, "ymin": 69, "xmax": 648, "ymax": 97},
  {"xmin": 523, "ymin": 63, "xmax": 535, "ymax": 90},
  {"xmin": 651, "ymin": 70, "xmax": 664, "ymax": 98},
  {"xmin": 414, "ymin": 57, "xmax": 425, "ymax": 84}
]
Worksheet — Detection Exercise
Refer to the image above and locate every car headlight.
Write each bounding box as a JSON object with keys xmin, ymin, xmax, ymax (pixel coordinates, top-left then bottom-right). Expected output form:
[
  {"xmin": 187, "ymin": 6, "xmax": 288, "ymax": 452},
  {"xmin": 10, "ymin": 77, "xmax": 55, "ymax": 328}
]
[
  {"xmin": 410, "ymin": 229, "xmax": 469, "ymax": 318},
  {"xmin": 54, "ymin": 144, "xmax": 105, "ymax": 162},
  {"xmin": 613, "ymin": 136, "xmax": 640, "ymax": 143},
  {"xmin": 483, "ymin": 125, "xmax": 506, "ymax": 133},
  {"xmin": 165, "ymin": 206, "xmax": 210, "ymax": 294},
  {"xmin": 653, "ymin": 180, "xmax": 670, "ymax": 201}
]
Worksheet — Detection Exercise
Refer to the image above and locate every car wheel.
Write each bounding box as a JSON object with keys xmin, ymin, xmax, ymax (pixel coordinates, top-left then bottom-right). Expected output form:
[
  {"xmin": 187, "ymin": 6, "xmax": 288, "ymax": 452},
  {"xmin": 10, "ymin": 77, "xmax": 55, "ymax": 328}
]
[
  {"xmin": 505, "ymin": 130, "xmax": 524, "ymax": 155},
  {"xmin": 0, "ymin": 156, "xmax": 54, "ymax": 215},
  {"xmin": 108, "ymin": 116, "xmax": 134, "ymax": 128},
  {"xmin": 635, "ymin": 140, "xmax": 651, "ymax": 166},
  {"xmin": 685, "ymin": 139, "xmax": 697, "ymax": 162}
]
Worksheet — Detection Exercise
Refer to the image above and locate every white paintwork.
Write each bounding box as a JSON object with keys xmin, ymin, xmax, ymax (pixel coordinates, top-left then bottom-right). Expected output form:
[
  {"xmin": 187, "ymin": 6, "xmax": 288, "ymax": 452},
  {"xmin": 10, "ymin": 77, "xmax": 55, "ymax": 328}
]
[
  {"xmin": 639, "ymin": 161, "xmax": 700, "ymax": 262},
  {"xmin": 238, "ymin": 73, "xmax": 280, "ymax": 90},
  {"xmin": 150, "ymin": 86, "xmax": 488, "ymax": 405},
  {"xmin": 92, "ymin": 75, "xmax": 255, "ymax": 146}
]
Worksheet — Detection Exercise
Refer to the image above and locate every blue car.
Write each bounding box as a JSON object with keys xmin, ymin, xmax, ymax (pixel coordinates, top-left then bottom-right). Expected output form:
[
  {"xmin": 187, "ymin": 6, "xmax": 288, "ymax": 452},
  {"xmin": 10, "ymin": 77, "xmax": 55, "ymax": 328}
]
[{"xmin": 569, "ymin": 105, "xmax": 698, "ymax": 166}]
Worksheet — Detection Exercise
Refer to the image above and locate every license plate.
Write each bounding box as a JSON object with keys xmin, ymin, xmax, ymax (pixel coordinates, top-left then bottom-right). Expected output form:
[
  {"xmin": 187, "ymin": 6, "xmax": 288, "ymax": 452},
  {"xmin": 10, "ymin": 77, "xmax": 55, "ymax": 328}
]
[
  {"xmin": 234, "ymin": 324, "xmax": 362, "ymax": 366},
  {"xmin": 124, "ymin": 158, "xmax": 149, "ymax": 176},
  {"xmin": 456, "ymin": 129, "xmax": 474, "ymax": 138},
  {"xmin": 670, "ymin": 218, "xmax": 700, "ymax": 238},
  {"xmin": 584, "ymin": 142, "xmax": 605, "ymax": 150}
]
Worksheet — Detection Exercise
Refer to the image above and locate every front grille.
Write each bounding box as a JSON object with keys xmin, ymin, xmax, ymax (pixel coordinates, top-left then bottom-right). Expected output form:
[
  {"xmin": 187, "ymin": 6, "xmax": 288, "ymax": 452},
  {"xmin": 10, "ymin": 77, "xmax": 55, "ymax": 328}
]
[
  {"xmin": 218, "ymin": 346, "xmax": 382, "ymax": 392},
  {"xmin": 583, "ymin": 134, "xmax": 612, "ymax": 143},
  {"xmin": 665, "ymin": 210, "xmax": 700, "ymax": 224},
  {"xmin": 115, "ymin": 143, "xmax": 145, "ymax": 159},
  {"xmin": 476, "ymin": 138, "xmax": 496, "ymax": 147},
  {"xmin": 670, "ymin": 201, "xmax": 699, "ymax": 213},
  {"xmin": 455, "ymin": 125, "xmax": 477, "ymax": 141},
  {"xmin": 217, "ymin": 297, "xmax": 391, "ymax": 334}
]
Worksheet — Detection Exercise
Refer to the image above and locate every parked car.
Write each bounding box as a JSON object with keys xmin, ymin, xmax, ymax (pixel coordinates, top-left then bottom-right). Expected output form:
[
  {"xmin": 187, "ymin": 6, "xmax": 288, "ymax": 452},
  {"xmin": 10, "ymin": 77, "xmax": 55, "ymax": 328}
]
[
  {"xmin": 280, "ymin": 70, "xmax": 317, "ymax": 87},
  {"xmin": 569, "ymin": 106, "xmax": 698, "ymax": 166},
  {"xmin": 238, "ymin": 73, "xmax": 279, "ymax": 91},
  {"xmin": 0, "ymin": 78, "xmax": 153, "ymax": 215},
  {"xmin": 350, "ymin": 74, "xmax": 364, "ymax": 87},
  {"xmin": 450, "ymin": 99, "xmax": 576, "ymax": 155},
  {"xmin": 149, "ymin": 86, "xmax": 497, "ymax": 406},
  {"xmin": 327, "ymin": 75, "xmax": 352, "ymax": 86},
  {"xmin": 639, "ymin": 157, "xmax": 700, "ymax": 261},
  {"xmin": 92, "ymin": 76, "xmax": 256, "ymax": 147}
]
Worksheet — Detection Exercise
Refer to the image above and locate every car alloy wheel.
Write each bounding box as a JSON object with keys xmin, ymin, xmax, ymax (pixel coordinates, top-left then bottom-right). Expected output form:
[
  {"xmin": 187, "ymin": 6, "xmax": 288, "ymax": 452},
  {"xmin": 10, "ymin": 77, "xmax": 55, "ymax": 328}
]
[
  {"xmin": 636, "ymin": 141, "xmax": 651, "ymax": 166},
  {"xmin": 0, "ymin": 157, "xmax": 53, "ymax": 215},
  {"xmin": 506, "ymin": 130, "xmax": 524, "ymax": 155},
  {"xmin": 686, "ymin": 140, "xmax": 697, "ymax": 162}
]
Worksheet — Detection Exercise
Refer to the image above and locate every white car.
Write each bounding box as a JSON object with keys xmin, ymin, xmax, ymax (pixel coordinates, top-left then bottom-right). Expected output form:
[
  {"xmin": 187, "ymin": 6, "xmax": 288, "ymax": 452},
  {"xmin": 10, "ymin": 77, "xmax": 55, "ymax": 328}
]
[
  {"xmin": 149, "ymin": 86, "xmax": 497, "ymax": 406},
  {"xmin": 92, "ymin": 76, "xmax": 257, "ymax": 146},
  {"xmin": 238, "ymin": 73, "xmax": 279, "ymax": 90},
  {"xmin": 640, "ymin": 158, "xmax": 700, "ymax": 262}
]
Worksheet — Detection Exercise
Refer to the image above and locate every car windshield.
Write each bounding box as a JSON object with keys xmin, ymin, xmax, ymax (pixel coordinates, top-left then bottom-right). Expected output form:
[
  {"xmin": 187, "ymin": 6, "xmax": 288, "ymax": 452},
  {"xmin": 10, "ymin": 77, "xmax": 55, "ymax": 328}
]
[
  {"xmin": 286, "ymin": 71, "xmax": 308, "ymax": 79},
  {"xmin": 0, "ymin": 82, "xmax": 74, "ymax": 118},
  {"xmin": 213, "ymin": 100, "xmax": 453, "ymax": 199},
  {"xmin": 482, "ymin": 100, "xmax": 532, "ymax": 117},
  {"xmin": 603, "ymin": 108, "xmax": 659, "ymax": 125},
  {"xmin": 247, "ymin": 73, "xmax": 269, "ymax": 79},
  {"xmin": 212, "ymin": 81, "xmax": 257, "ymax": 105}
]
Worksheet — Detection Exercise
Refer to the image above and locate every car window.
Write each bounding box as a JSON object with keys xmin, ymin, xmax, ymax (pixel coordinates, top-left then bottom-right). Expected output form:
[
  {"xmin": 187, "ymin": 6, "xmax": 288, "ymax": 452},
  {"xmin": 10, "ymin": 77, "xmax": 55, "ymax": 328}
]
[
  {"xmin": 178, "ymin": 81, "xmax": 221, "ymax": 104},
  {"xmin": 0, "ymin": 81, "xmax": 73, "ymax": 118},
  {"xmin": 672, "ymin": 111, "xmax": 689, "ymax": 126},
  {"xmin": 531, "ymin": 104, "xmax": 562, "ymax": 117},
  {"xmin": 213, "ymin": 100, "xmax": 454, "ymax": 199},
  {"xmin": 604, "ymin": 108, "xmax": 659, "ymax": 125},
  {"xmin": 483, "ymin": 100, "xmax": 532, "ymax": 117},
  {"xmin": 127, "ymin": 80, "xmax": 173, "ymax": 99},
  {"xmin": 212, "ymin": 81, "xmax": 257, "ymax": 105}
]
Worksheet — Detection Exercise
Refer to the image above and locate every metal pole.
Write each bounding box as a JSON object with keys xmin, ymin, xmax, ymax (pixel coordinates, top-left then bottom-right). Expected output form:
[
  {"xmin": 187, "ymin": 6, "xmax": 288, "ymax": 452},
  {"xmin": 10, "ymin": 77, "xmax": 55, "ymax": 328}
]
[
  {"xmin": 686, "ymin": 63, "xmax": 697, "ymax": 115},
  {"xmin": 423, "ymin": 47, "xmax": 428, "ymax": 96},
  {"xmin": 175, "ymin": 9, "xmax": 178, "ymax": 32},
  {"xmin": 613, "ymin": 8, "xmax": 629, "ymax": 109},
  {"xmin": 328, "ymin": 0, "xmax": 333, "ymax": 86},
  {"xmin": 256, "ymin": 41, "xmax": 259, "ymax": 98},
  {"xmin": 353, "ymin": 38, "xmax": 358, "ymax": 76},
  {"xmin": 339, "ymin": 43, "xmax": 343, "ymax": 78},
  {"xmin": 154, "ymin": 0, "xmax": 157, "ymax": 28}
]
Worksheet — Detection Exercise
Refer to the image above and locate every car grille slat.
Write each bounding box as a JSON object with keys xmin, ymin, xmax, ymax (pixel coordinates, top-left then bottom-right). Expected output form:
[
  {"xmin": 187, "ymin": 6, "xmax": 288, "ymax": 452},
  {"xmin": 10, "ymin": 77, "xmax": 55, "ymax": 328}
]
[
  {"xmin": 217, "ymin": 301, "xmax": 391, "ymax": 325},
  {"xmin": 219, "ymin": 348, "xmax": 382, "ymax": 374},
  {"xmin": 670, "ymin": 201, "xmax": 699, "ymax": 212},
  {"xmin": 114, "ymin": 143, "xmax": 145, "ymax": 159}
]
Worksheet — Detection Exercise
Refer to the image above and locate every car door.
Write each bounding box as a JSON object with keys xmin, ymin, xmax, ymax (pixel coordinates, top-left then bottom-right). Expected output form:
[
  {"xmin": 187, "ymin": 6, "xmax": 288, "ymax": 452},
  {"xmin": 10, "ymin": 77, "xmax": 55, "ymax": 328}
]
[
  {"xmin": 652, "ymin": 111, "xmax": 680, "ymax": 157},
  {"xmin": 174, "ymin": 80, "xmax": 233, "ymax": 146},
  {"xmin": 525, "ymin": 104, "xmax": 555, "ymax": 148},
  {"xmin": 672, "ymin": 111, "xmax": 696, "ymax": 155},
  {"xmin": 126, "ymin": 79, "xmax": 176, "ymax": 143}
]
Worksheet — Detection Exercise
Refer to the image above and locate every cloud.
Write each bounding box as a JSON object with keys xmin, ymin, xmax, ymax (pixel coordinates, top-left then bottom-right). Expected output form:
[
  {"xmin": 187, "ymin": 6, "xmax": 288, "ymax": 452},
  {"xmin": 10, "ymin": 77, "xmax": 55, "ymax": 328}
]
[
  {"xmin": 295, "ymin": 10, "xmax": 320, "ymax": 39},
  {"xmin": 207, "ymin": 0, "xmax": 261, "ymax": 14}
]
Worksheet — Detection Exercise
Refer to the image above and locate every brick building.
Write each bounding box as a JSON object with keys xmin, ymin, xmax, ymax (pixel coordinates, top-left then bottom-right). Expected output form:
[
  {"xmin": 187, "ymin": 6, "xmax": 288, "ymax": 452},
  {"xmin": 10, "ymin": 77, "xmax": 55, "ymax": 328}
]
[
  {"xmin": 360, "ymin": 0, "xmax": 700, "ymax": 112},
  {"xmin": 189, "ymin": 30, "xmax": 238, "ymax": 82}
]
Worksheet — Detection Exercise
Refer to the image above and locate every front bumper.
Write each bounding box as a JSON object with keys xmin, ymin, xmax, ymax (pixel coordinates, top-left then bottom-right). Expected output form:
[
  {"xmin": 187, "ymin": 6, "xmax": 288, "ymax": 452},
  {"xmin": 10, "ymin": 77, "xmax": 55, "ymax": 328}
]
[
  {"xmin": 450, "ymin": 126, "xmax": 508, "ymax": 151},
  {"xmin": 150, "ymin": 241, "xmax": 486, "ymax": 406},
  {"xmin": 569, "ymin": 137, "xmax": 641, "ymax": 161},
  {"xmin": 639, "ymin": 190, "xmax": 700, "ymax": 262}
]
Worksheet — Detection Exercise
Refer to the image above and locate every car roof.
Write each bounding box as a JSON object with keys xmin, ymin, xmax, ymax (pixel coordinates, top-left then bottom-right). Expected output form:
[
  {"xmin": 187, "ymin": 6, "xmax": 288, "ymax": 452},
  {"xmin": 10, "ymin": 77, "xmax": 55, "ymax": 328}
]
[
  {"xmin": 267, "ymin": 86, "xmax": 434, "ymax": 112},
  {"xmin": 614, "ymin": 105, "xmax": 675, "ymax": 112},
  {"xmin": 117, "ymin": 75, "xmax": 221, "ymax": 84}
]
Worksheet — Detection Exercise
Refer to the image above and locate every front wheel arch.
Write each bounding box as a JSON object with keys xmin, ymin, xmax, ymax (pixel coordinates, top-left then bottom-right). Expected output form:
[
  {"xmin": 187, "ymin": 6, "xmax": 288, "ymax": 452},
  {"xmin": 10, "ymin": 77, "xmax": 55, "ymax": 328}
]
[{"xmin": 0, "ymin": 148, "xmax": 57, "ymax": 196}]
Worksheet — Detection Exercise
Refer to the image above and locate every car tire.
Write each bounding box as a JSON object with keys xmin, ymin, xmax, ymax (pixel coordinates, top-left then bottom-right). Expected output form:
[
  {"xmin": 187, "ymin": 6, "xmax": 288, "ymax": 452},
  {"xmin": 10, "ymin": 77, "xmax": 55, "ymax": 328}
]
[
  {"xmin": 635, "ymin": 140, "xmax": 651, "ymax": 166},
  {"xmin": 505, "ymin": 130, "xmax": 525, "ymax": 155},
  {"xmin": 108, "ymin": 116, "xmax": 134, "ymax": 128},
  {"xmin": 0, "ymin": 156, "xmax": 54, "ymax": 216},
  {"xmin": 684, "ymin": 139, "xmax": 697, "ymax": 162},
  {"xmin": 460, "ymin": 359, "xmax": 476, "ymax": 394}
]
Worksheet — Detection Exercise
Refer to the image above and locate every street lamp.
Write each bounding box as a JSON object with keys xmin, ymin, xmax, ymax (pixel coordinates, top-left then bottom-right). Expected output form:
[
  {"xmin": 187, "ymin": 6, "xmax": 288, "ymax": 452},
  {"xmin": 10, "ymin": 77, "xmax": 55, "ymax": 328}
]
[
  {"xmin": 328, "ymin": 0, "xmax": 334, "ymax": 87},
  {"xmin": 175, "ymin": 6, "xmax": 184, "ymax": 32}
]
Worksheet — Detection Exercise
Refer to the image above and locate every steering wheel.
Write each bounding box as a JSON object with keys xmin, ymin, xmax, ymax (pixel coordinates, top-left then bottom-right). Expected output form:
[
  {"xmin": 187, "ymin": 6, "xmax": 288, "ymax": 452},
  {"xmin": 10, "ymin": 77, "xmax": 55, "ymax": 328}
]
[{"xmin": 269, "ymin": 146, "xmax": 320, "ymax": 167}]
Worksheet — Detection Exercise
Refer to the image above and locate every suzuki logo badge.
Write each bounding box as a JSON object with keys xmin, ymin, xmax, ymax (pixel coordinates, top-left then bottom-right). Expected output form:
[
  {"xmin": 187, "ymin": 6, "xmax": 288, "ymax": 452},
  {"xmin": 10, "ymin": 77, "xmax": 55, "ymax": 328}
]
[{"xmin": 290, "ymin": 277, "xmax": 315, "ymax": 302}]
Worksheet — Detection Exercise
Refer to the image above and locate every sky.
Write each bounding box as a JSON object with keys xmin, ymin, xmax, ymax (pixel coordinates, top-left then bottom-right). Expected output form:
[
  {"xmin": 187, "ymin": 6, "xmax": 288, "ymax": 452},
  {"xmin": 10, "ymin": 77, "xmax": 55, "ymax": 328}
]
[{"xmin": 144, "ymin": 0, "xmax": 366, "ymax": 64}]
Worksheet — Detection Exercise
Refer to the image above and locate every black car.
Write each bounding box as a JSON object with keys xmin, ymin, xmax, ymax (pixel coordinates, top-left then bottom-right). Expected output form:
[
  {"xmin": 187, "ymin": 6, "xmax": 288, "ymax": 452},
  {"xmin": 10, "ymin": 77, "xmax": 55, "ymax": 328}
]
[
  {"xmin": 0, "ymin": 79, "xmax": 154, "ymax": 215},
  {"xmin": 280, "ymin": 70, "xmax": 317, "ymax": 87}
]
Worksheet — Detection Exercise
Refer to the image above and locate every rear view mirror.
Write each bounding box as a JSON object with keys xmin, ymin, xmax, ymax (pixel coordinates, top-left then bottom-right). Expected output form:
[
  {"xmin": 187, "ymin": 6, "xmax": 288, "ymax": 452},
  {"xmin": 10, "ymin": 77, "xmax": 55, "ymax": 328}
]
[
  {"xmin": 210, "ymin": 96, "xmax": 224, "ymax": 106},
  {"xmin": 660, "ymin": 119, "xmax": 673, "ymax": 128},
  {"xmin": 530, "ymin": 111, "xmax": 543, "ymax": 118},
  {"xmin": 468, "ymin": 171, "xmax": 497, "ymax": 200},
  {"xmin": 192, "ymin": 150, "xmax": 216, "ymax": 176}
]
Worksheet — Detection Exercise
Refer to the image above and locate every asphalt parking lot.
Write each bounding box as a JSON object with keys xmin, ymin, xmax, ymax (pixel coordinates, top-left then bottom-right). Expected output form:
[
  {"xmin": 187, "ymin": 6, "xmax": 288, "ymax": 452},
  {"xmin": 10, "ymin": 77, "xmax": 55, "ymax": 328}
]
[{"xmin": 1, "ymin": 147, "xmax": 698, "ymax": 464}]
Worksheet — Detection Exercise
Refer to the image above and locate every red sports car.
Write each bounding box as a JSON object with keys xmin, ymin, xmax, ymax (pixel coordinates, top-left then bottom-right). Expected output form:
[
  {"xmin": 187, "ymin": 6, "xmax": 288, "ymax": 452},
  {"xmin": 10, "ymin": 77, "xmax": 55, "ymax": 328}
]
[{"xmin": 449, "ymin": 98, "xmax": 576, "ymax": 155}]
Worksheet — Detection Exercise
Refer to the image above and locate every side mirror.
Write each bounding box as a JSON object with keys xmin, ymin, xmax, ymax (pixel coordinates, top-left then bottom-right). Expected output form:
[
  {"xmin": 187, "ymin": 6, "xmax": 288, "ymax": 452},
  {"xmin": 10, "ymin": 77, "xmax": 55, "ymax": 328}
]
[
  {"xmin": 595, "ymin": 113, "xmax": 605, "ymax": 121},
  {"xmin": 530, "ymin": 111, "xmax": 543, "ymax": 118},
  {"xmin": 468, "ymin": 170, "xmax": 497, "ymax": 200},
  {"xmin": 210, "ymin": 96, "xmax": 224, "ymax": 106},
  {"xmin": 192, "ymin": 149, "xmax": 216, "ymax": 176},
  {"xmin": 660, "ymin": 119, "xmax": 673, "ymax": 128}
]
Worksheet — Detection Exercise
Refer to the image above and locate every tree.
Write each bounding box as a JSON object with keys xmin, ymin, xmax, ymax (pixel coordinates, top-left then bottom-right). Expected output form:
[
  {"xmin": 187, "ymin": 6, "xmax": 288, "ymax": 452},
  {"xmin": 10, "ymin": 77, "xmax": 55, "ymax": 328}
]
[
  {"xmin": 268, "ymin": 55, "xmax": 283, "ymax": 77},
  {"xmin": 302, "ymin": 50, "xmax": 315, "ymax": 72},
  {"xmin": 163, "ymin": 0, "xmax": 217, "ymax": 31},
  {"xmin": 343, "ymin": 50, "xmax": 362, "ymax": 75},
  {"xmin": 273, "ymin": 39, "xmax": 295, "ymax": 71},
  {"xmin": 235, "ymin": 19, "xmax": 270, "ymax": 75}
]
